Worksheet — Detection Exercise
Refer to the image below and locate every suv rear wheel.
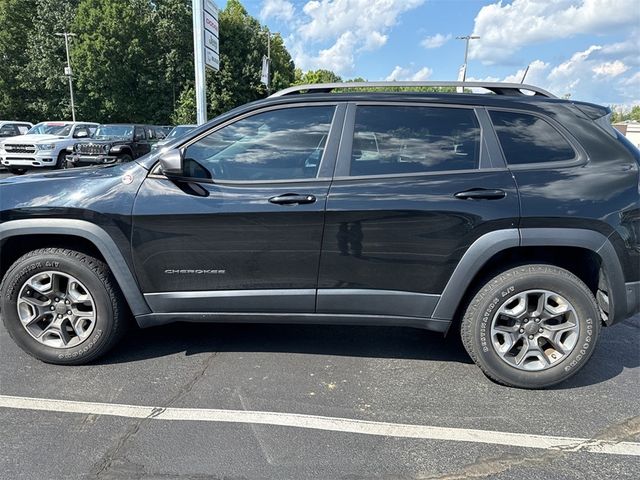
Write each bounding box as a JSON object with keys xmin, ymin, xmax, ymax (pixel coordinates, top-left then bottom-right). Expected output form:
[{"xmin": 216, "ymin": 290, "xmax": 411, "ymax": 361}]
[
  {"xmin": 461, "ymin": 265, "xmax": 600, "ymax": 389},
  {"xmin": 0, "ymin": 248, "xmax": 128, "ymax": 364}
]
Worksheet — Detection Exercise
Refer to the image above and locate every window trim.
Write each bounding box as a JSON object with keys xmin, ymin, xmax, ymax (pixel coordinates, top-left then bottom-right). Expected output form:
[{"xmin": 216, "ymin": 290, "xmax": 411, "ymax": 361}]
[
  {"xmin": 487, "ymin": 107, "xmax": 587, "ymax": 170},
  {"xmin": 333, "ymin": 101, "xmax": 488, "ymax": 180},
  {"xmin": 151, "ymin": 102, "xmax": 344, "ymax": 185}
]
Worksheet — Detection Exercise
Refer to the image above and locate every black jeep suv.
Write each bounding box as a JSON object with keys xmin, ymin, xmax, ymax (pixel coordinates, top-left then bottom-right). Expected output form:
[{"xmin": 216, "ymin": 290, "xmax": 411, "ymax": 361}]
[
  {"xmin": 65, "ymin": 123, "xmax": 159, "ymax": 167},
  {"xmin": 1, "ymin": 82, "xmax": 638, "ymax": 389}
]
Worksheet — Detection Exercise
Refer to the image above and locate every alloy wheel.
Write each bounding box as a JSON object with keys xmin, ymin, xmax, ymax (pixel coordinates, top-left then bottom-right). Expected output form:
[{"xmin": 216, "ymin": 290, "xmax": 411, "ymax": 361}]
[
  {"xmin": 490, "ymin": 289, "xmax": 580, "ymax": 371},
  {"xmin": 17, "ymin": 271, "xmax": 97, "ymax": 349}
]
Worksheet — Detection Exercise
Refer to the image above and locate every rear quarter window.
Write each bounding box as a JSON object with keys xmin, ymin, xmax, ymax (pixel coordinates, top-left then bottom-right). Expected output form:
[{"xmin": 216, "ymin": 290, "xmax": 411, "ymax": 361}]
[
  {"xmin": 350, "ymin": 105, "xmax": 481, "ymax": 177},
  {"xmin": 489, "ymin": 110, "xmax": 576, "ymax": 165}
]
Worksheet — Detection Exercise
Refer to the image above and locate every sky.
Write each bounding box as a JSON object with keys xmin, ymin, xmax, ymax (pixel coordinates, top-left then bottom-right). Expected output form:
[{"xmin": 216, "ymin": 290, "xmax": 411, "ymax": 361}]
[{"xmin": 217, "ymin": 0, "xmax": 639, "ymax": 108}]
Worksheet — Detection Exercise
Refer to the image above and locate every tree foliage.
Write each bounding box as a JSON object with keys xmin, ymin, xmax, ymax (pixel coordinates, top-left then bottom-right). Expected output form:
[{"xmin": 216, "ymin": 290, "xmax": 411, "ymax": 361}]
[
  {"xmin": 294, "ymin": 68, "xmax": 342, "ymax": 85},
  {"xmin": 0, "ymin": 0, "xmax": 331, "ymax": 124},
  {"xmin": 611, "ymin": 105, "xmax": 640, "ymax": 123}
]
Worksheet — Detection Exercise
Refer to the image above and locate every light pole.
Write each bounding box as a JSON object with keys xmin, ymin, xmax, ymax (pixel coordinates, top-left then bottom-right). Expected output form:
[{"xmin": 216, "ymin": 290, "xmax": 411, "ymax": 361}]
[
  {"xmin": 55, "ymin": 32, "xmax": 77, "ymax": 122},
  {"xmin": 456, "ymin": 35, "xmax": 480, "ymax": 82}
]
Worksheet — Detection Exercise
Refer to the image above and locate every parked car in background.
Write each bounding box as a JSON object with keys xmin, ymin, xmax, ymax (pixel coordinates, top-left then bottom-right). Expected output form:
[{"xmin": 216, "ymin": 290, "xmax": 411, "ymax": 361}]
[
  {"xmin": 65, "ymin": 124, "xmax": 160, "ymax": 168},
  {"xmin": 1, "ymin": 121, "xmax": 97, "ymax": 174},
  {"xmin": 0, "ymin": 121, "xmax": 33, "ymax": 171},
  {"xmin": 151, "ymin": 124, "xmax": 196, "ymax": 153},
  {"xmin": 0, "ymin": 121, "xmax": 33, "ymax": 138}
]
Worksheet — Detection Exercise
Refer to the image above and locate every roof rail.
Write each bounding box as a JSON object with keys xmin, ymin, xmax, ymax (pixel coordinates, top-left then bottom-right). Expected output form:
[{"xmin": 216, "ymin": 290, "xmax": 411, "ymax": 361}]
[{"xmin": 270, "ymin": 81, "xmax": 556, "ymax": 99}]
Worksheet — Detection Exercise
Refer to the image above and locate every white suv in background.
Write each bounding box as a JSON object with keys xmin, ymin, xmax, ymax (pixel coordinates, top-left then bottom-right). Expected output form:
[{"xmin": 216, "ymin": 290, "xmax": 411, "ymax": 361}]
[{"xmin": 1, "ymin": 121, "xmax": 98, "ymax": 174}]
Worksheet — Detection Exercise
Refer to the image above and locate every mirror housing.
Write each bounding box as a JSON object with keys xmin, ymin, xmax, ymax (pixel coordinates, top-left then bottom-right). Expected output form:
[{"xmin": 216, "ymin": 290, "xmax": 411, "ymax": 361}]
[
  {"xmin": 74, "ymin": 130, "xmax": 88, "ymax": 139},
  {"xmin": 158, "ymin": 148, "xmax": 183, "ymax": 177}
]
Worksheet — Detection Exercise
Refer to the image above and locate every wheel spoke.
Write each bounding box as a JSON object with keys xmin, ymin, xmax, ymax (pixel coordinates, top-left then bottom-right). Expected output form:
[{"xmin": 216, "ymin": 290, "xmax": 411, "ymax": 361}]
[
  {"xmin": 531, "ymin": 291, "xmax": 546, "ymax": 318},
  {"xmin": 542, "ymin": 320, "xmax": 577, "ymax": 332},
  {"xmin": 27, "ymin": 272, "xmax": 54, "ymax": 294},
  {"xmin": 492, "ymin": 322, "xmax": 520, "ymax": 333}
]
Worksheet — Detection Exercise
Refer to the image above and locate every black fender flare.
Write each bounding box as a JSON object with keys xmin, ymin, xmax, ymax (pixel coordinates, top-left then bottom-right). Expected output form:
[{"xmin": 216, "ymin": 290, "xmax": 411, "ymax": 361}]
[
  {"xmin": 0, "ymin": 219, "xmax": 150, "ymax": 316},
  {"xmin": 432, "ymin": 228, "xmax": 626, "ymax": 325}
]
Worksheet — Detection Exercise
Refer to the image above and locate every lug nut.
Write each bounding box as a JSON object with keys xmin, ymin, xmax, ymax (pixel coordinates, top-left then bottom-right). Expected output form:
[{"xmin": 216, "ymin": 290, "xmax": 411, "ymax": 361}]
[
  {"xmin": 539, "ymin": 328, "xmax": 544, "ymax": 333},
  {"xmin": 67, "ymin": 310, "xmax": 72, "ymax": 315},
  {"xmin": 535, "ymin": 318, "xmax": 540, "ymax": 323},
  {"xmin": 50, "ymin": 306, "xmax": 55, "ymax": 311},
  {"xmin": 57, "ymin": 314, "xmax": 62, "ymax": 319},
  {"xmin": 528, "ymin": 335, "xmax": 534, "ymax": 339},
  {"xmin": 54, "ymin": 298, "xmax": 59, "ymax": 302},
  {"xmin": 65, "ymin": 300, "xmax": 70, "ymax": 305},
  {"xmin": 523, "ymin": 318, "xmax": 529, "ymax": 323},
  {"xmin": 519, "ymin": 328, "xmax": 525, "ymax": 334}
]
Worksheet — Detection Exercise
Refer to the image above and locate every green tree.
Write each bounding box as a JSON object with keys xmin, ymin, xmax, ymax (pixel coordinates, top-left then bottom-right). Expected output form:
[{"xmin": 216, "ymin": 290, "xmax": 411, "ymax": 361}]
[
  {"xmin": 171, "ymin": 86, "xmax": 196, "ymax": 124},
  {"xmin": 151, "ymin": 0, "xmax": 194, "ymax": 120},
  {"xmin": 293, "ymin": 68, "xmax": 342, "ymax": 85},
  {"xmin": 72, "ymin": 0, "xmax": 160, "ymax": 122},
  {"xmin": 0, "ymin": 0, "xmax": 37, "ymax": 120},
  {"xmin": 611, "ymin": 105, "xmax": 640, "ymax": 123},
  {"xmin": 9, "ymin": 0, "xmax": 79, "ymax": 121},
  {"xmin": 205, "ymin": 0, "xmax": 295, "ymax": 118}
]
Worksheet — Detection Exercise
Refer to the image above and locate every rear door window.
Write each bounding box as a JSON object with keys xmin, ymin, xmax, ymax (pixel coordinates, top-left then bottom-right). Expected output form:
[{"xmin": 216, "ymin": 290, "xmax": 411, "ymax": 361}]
[
  {"xmin": 489, "ymin": 110, "xmax": 576, "ymax": 165},
  {"xmin": 349, "ymin": 106, "xmax": 481, "ymax": 176}
]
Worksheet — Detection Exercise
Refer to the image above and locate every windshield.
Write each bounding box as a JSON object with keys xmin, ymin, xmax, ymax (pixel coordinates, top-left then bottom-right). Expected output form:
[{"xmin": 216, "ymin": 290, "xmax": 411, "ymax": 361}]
[
  {"xmin": 93, "ymin": 125, "xmax": 133, "ymax": 140},
  {"xmin": 26, "ymin": 123, "xmax": 72, "ymax": 136},
  {"xmin": 166, "ymin": 126, "xmax": 194, "ymax": 140}
]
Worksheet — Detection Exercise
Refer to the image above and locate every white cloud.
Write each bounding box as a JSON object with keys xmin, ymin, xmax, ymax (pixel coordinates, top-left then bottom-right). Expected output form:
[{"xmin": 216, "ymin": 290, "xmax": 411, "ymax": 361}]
[
  {"xmin": 421, "ymin": 33, "xmax": 451, "ymax": 49},
  {"xmin": 260, "ymin": 0, "xmax": 295, "ymax": 22},
  {"xmin": 471, "ymin": 43, "xmax": 639, "ymax": 106},
  {"xmin": 385, "ymin": 65, "xmax": 433, "ymax": 81},
  {"xmin": 469, "ymin": 0, "xmax": 640, "ymax": 63},
  {"xmin": 292, "ymin": 32, "xmax": 359, "ymax": 73},
  {"xmin": 622, "ymin": 71, "xmax": 640, "ymax": 87},
  {"xmin": 593, "ymin": 60, "xmax": 629, "ymax": 77},
  {"xmin": 361, "ymin": 31, "xmax": 388, "ymax": 52},
  {"xmin": 291, "ymin": 0, "xmax": 425, "ymax": 74}
]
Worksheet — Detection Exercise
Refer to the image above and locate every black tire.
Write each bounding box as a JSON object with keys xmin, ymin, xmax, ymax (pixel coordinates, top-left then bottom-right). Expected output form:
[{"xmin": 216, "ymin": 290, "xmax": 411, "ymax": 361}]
[
  {"xmin": 0, "ymin": 248, "xmax": 128, "ymax": 365},
  {"xmin": 116, "ymin": 153, "xmax": 133, "ymax": 163},
  {"xmin": 55, "ymin": 150, "xmax": 67, "ymax": 169},
  {"xmin": 7, "ymin": 167, "xmax": 26, "ymax": 175},
  {"xmin": 461, "ymin": 264, "xmax": 601, "ymax": 389}
]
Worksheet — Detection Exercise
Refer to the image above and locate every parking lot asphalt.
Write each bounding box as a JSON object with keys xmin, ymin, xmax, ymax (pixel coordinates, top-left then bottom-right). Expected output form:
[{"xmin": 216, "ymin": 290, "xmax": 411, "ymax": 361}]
[{"xmin": 0, "ymin": 313, "xmax": 639, "ymax": 480}]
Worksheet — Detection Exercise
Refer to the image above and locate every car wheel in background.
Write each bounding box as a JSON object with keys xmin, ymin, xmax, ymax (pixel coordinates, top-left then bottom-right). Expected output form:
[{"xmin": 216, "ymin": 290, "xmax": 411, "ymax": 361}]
[
  {"xmin": 55, "ymin": 151, "xmax": 67, "ymax": 169},
  {"xmin": 117, "ymin": 154, "xmax": 133, "ymax": 163}
]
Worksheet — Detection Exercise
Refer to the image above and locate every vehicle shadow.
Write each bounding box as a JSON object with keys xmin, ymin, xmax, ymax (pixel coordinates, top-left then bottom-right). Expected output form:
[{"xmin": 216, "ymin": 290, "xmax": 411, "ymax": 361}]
[
  {"xmin": 97, "ymin": 318, "xmax": 640, "ymax": 389},
  {"xmin": 99, "ymin": 321, "xmax": 474, "ymax": 365}
]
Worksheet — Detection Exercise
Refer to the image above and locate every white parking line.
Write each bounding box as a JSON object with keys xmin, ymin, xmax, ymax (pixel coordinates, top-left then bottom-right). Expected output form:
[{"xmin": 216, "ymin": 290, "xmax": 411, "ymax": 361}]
[{"xmin": 1, "ymin": 394, "xmax": 638, "ymax": 456}]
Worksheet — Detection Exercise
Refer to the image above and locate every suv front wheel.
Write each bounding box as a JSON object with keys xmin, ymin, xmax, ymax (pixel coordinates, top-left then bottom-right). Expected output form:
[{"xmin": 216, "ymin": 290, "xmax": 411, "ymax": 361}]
[
  {"xmin": 461, "ymin": 265, "xmax": 601, "ymax": 389},
  {"xmin": 0, "ymin": 248, "xmax": 127, "ymax": 364}
]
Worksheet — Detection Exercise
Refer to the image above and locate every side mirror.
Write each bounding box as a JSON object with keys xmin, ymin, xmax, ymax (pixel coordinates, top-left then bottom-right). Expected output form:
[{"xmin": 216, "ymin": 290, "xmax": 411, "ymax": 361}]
[
  {"xmin": 74, "ymin": 130, "xmax": 88, "ymax": 139},
  {"xmin": 159, "ymin": 149, "xmax": 183, "ymax": 177}
]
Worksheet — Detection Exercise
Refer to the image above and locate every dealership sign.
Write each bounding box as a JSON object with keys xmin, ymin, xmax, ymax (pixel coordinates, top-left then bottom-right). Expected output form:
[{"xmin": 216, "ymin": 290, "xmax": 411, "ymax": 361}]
[{"xmin": 203, "ymin": 0, "xmax": 219, "ymax": 71}]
